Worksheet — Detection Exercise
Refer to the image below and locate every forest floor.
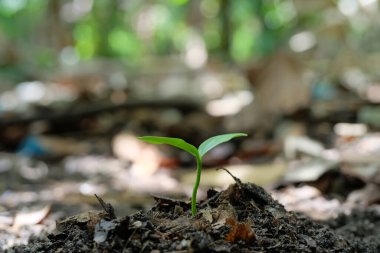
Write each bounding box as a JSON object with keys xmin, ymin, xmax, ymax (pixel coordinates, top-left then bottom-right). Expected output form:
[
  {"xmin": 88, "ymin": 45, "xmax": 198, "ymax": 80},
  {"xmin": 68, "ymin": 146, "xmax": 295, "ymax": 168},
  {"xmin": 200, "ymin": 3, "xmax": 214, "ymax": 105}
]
[{"xmin": 5, "ymin": 170, "xmax": 380, "ymax": 253}]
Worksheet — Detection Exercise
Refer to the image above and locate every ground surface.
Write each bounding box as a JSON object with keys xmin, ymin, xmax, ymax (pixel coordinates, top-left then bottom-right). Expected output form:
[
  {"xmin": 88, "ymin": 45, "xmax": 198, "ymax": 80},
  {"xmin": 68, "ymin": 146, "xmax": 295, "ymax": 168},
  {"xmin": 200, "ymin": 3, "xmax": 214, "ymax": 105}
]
[{"xmin": 6, "ymin": 172, "xmax": 380, "ymax": 253}]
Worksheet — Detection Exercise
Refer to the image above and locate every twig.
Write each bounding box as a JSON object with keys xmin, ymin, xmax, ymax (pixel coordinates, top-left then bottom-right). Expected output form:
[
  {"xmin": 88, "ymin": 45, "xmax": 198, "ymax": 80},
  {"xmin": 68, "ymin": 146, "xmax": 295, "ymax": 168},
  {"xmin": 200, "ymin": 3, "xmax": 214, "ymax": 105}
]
[
  {"xmin": 216, "ymin": 167, "xmax": 242, "ymax": 186},
  {"xmin": 95, "ymin": 194, "xmax": 116, "ymax": 220}
]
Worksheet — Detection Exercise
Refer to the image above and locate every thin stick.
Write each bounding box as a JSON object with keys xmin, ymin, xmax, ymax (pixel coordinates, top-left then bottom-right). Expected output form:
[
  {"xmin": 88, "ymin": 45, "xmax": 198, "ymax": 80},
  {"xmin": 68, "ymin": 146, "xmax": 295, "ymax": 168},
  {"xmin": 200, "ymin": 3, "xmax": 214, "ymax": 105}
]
[{"xmin": 95, "ymin": 194, "xmax": 116, "ymax": 219}]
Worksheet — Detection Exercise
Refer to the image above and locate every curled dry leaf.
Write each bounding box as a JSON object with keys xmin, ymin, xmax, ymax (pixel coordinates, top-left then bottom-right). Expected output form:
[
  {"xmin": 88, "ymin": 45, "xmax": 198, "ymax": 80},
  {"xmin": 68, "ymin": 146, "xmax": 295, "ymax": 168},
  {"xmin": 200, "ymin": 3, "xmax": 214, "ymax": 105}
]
[{"xmin": 225, "ymin": 217, "xmax": 255, "ymax": 243}]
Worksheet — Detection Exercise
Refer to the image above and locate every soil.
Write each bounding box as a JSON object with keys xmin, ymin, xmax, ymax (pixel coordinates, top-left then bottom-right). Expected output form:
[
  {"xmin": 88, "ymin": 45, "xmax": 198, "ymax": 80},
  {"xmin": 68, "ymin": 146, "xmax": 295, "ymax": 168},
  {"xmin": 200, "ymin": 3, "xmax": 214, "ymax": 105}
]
[{"xmin": 6, "ymin": 173, "xmax": 380, "ymax": 253}]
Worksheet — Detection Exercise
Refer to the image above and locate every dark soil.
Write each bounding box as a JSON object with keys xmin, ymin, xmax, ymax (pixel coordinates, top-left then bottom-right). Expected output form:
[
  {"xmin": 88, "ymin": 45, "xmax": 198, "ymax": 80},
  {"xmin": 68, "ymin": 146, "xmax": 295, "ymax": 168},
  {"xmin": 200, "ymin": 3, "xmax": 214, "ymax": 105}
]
[{"xmin": 6, "ymin": 174, "xmax": 380, "ymax": 252}]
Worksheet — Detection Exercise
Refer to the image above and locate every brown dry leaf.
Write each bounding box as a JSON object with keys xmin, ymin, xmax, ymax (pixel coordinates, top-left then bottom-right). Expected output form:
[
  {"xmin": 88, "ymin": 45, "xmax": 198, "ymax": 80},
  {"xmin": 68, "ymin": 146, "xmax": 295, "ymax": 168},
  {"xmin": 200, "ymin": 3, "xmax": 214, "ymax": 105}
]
[
  {"xmin": 225, "ymin": 217, "xmax": 255, "ymax": 243},
  {"xmin": 212, "ymin": 203, "xmax": 236, "ymax": 227},
  {"xmin": 201, "ymin": 203, "xmax": 236, "ymax": 229}
]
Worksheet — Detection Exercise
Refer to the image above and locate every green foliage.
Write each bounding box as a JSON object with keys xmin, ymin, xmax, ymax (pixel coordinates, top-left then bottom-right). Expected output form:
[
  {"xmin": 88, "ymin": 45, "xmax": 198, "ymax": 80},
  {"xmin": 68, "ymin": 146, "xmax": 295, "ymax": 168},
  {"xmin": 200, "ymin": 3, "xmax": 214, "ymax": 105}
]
[
  {"xmin": 108, "ymin": 28, "xmax": 142, "ymax": 57},
  {"xmin": 198, "ymin": 133, "xmax": 247, "ymax": 158},
  {"xmin": 138, "ymin": 136, "xmax": 198, "ymax": 157},
  {"xmin": 139, "ymin": 133, "xmax": 247, "ymax": 215},
  {"xmin": 0, "ymin": 0, "xmax": 309, "ymax": 82},
  {"xmin": 74, "ymin": 23, "xmax": 98, "ymax": 59}
]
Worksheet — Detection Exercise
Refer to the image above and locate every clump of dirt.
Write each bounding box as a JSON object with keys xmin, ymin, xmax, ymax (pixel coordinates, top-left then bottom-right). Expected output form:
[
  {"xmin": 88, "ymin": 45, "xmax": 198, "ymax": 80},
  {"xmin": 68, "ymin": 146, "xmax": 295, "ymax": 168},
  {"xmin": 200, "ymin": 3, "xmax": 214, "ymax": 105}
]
[{"xmin": 6, "ymin": 174, "xmax": 379, "ymax": 252}]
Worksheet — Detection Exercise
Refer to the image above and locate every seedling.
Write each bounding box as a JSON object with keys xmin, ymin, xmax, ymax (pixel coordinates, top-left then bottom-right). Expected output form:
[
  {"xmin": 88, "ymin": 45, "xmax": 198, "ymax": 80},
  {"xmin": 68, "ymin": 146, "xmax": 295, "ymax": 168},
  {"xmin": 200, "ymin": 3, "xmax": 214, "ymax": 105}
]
[{"xmin": 138, "ymin": 133, "xmax": 247, "ymax": 215}]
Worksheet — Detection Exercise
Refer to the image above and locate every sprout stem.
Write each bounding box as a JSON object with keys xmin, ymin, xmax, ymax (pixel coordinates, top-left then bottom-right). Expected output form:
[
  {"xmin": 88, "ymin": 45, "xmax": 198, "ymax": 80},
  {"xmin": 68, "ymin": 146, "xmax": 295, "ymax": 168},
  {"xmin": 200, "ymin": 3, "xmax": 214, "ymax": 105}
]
[{"xmin": 191, "ymin": 155, "xmax": 202, "ymax": 215}]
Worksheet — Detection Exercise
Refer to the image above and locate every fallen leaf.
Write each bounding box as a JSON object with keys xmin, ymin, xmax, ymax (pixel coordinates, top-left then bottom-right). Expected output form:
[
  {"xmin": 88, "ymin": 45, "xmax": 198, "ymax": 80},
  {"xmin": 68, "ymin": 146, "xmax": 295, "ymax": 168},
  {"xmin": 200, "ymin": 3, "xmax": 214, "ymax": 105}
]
[{"xmin": 225, "ymin": 217, "xmax": 255, "ymax": 243}]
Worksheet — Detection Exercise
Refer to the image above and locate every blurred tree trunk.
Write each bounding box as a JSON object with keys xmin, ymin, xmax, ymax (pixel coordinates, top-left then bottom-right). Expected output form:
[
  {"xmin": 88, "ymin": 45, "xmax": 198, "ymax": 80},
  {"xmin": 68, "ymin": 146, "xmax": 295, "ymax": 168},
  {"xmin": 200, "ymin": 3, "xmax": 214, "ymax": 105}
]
[
  {"xmin": 187, "ymin": 0, "xmax": 203, "ymax": 29},
  {"xmin": 220, "ymin": 0, "xmax": 231, "ymax": 60},
  {"xmin": 46, "ymin": 1, "xmax": 72, "ymax": 50},
  {"xmin": 94, "ymin": 1, "xmax": 118, "ymax": 57}
]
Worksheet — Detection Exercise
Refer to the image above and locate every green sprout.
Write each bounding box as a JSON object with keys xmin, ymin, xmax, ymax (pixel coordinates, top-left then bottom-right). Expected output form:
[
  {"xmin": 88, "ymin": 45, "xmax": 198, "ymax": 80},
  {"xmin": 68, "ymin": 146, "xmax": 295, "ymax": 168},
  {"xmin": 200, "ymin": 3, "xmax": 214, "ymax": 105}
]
[{"xmin": 138, "ymin": 133, "xmax": 247, "ymax": 215}]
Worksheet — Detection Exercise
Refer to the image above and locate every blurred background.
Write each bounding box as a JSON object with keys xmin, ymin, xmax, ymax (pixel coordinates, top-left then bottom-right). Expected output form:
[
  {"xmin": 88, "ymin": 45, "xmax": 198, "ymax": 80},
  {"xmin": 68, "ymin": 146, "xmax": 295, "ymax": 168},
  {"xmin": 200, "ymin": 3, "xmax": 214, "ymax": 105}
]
[{"xmin": 1, "ymin": 0, "xmax": 380, "ymax": 249}]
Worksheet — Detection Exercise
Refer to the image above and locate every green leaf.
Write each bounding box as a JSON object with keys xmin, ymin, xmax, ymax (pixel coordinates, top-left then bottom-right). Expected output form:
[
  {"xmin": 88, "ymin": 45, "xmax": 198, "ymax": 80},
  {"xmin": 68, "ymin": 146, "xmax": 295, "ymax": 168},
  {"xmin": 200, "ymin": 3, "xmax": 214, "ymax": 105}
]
[
  {"xmin": 198, "ymin": 133, "xmax": 247, "ymax": 158},
  {"xmin": 138, "ymin": 136, "xmax": 199, "ymax": 157}
]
